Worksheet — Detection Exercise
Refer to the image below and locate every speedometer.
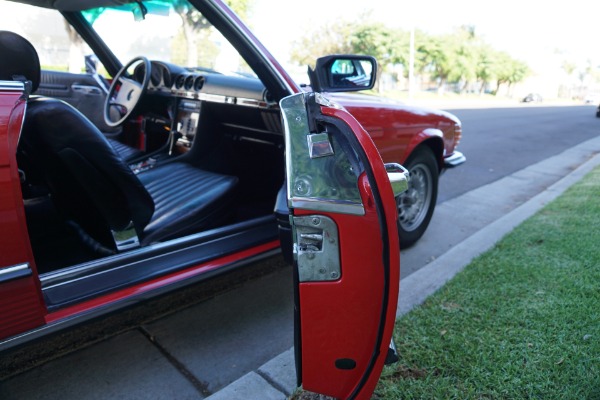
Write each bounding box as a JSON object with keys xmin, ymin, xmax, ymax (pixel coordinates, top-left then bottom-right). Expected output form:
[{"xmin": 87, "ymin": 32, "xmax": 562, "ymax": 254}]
[
  {"xmin": 162, "ymin": 68, "xmax": 171, "ymax": 88},
  {"xmin": 150, "ymin": 64, "xmax": 162, "ymax": 86}
]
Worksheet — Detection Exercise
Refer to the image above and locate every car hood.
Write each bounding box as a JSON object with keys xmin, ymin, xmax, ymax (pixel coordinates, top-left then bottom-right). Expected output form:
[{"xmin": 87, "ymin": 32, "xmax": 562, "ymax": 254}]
[{"xmin": 327, "ymin": 92, "xmax": 461, "ymax": 125}]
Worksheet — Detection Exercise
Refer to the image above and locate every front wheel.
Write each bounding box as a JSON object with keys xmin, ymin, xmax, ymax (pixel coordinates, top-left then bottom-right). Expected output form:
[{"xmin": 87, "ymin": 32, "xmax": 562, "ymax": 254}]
[{"xmin": 396, "ymin": 146, "xmax": 439, "ymax": 248}]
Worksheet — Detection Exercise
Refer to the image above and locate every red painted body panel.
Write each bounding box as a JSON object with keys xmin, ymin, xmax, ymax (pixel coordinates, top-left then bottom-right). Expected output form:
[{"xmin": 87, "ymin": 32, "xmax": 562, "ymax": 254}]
[
  {"xmin": 0, "ymin": 87, "xmax": 46, "ymax": 340},
  {"xmin": 296, "ymin": 104, "xmax": 400, "ymax": 399},
  {"xmin": 46, "ymin": 240, "xmax": 279, "ymax": 323},
  {"xmin": 332, "ymin": 92, "xmax": 459, "ymax": 166}
]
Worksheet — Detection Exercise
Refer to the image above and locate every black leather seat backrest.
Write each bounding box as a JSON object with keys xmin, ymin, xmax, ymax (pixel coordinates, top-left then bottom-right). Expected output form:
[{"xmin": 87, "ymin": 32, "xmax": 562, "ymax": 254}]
[
  {"xmin": 22, "ymin": 97, "xmax": 155, "ymax": 238},
  {"xmin": 0, "ymin": 30, "xmax": 40, "ymax": 91},
  {"xmin": 1, "ymin": 30, "xmax": 155, "ymax": 248}
]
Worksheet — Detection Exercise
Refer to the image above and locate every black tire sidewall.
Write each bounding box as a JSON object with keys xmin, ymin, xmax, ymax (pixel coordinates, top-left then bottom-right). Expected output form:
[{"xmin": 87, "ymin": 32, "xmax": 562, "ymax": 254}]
[{"xmin": 397, "ymin": 146, "xmax": 439, "ymax": 248}]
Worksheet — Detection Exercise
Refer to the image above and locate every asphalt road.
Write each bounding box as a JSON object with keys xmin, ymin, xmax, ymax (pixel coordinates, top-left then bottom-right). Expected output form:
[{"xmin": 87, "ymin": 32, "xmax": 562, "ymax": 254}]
[
  {"xmin": 2, "ymin": 104, "xmax": 599, "ymax": 399},
  {"xmin": 401, "ymin": 103, "xmax": 600, "ymax": 278},
  {"xmin": 438, "ymin": 104, "xmax": 600, "ymax": 202}
]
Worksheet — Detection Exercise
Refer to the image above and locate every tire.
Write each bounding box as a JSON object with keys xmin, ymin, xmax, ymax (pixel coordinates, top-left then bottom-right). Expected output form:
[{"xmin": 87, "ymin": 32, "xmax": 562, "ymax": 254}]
[{"xmin": 396, "ymin": 146, "xmax": 439, "ymax": 248}]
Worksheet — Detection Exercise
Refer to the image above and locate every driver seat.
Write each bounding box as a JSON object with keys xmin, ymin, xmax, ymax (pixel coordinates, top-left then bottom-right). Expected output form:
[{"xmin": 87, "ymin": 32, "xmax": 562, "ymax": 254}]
[{"xmin": 1, "ymin": 30, "xmax": 238, "ymax": 254}]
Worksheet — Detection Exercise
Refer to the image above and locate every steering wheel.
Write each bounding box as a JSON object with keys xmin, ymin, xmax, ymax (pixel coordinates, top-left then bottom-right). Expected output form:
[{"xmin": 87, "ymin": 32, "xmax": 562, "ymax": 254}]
[{"xmin": 104, "ymin": 56, "xmax": 151, "ymax": 128}]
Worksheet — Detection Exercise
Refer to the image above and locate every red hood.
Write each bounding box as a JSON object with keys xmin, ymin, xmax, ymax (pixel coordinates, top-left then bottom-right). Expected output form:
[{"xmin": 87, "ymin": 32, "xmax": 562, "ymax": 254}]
[{"xmin": 328, "ymin": 92, "xmax": 461, "ymax": 126}]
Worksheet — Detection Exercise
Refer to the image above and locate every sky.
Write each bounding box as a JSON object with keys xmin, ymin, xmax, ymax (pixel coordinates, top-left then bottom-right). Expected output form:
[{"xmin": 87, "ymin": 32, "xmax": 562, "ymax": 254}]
[
  {"xmin": 1, "ymin": 0, "xmax": 598, "ymax": 96},
  {"xmin": 250, "ymin": 0, "xmax": 600, "ymax": 80}
]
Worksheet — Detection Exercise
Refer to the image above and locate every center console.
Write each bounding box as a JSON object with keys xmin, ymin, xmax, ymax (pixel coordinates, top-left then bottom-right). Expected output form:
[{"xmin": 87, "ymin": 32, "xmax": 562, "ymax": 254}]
[
  {"xmin": 173, "ymin": 99, "xmax": 201, "ymax": 151},
  {"xmin": 130, "ymin": 99, "xmax": 201, "ymax": 174}
]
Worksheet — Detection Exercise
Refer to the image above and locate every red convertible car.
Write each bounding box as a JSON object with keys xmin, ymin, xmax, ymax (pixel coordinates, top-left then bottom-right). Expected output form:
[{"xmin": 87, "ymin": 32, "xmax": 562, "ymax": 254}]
[{"xmin": 0, "ymin": 0, "xmax": 462, "ymax": 398}]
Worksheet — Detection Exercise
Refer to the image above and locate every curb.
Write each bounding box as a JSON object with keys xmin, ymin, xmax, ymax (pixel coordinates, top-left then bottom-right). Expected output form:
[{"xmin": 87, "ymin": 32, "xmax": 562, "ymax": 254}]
[{"xmin": 397, "ymin": 150, "xmax": 600, "ymax": 317}]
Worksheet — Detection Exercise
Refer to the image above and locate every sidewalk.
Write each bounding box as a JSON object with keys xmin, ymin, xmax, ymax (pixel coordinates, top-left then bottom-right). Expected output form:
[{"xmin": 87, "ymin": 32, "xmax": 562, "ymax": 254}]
[{"xmin": 209, "ymin": 136, "xmax": 600, "ymax": 399}]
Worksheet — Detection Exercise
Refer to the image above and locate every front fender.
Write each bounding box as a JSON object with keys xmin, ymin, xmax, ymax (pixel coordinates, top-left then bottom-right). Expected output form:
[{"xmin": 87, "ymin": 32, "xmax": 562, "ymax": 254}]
[{"xmin": 404, "ymin": 128, "xmax": 444, "ymax": 170}]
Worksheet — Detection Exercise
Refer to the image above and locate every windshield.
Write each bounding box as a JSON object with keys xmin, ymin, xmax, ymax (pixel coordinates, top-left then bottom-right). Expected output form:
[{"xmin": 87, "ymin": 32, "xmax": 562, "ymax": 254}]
[
  {"xmin": 84, "ymin": 0, "xmax": 254, "ymax": 77},
  {"xmin": 0, "ymin": 0, "xmax": 254, "ymax": 78}
]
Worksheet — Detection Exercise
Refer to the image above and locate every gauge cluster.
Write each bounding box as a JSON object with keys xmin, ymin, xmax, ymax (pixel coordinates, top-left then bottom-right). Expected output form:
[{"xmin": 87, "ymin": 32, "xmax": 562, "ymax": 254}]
[{"xmin": 141, "ymin": 60, "xmax": 273, "ymax": 109}]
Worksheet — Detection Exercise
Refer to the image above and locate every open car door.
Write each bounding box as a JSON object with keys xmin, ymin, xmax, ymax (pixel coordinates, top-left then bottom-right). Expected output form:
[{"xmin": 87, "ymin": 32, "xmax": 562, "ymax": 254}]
[{"xmin": 281, "ymin": 92, "xmax": 405, "ymax": 399}]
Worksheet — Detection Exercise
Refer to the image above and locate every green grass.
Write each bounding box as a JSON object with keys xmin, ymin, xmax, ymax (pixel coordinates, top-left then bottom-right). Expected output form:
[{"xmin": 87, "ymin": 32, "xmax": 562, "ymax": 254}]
[{"xmin": 376, "ymin": 166, "xmax": 600, "ymax": 399}]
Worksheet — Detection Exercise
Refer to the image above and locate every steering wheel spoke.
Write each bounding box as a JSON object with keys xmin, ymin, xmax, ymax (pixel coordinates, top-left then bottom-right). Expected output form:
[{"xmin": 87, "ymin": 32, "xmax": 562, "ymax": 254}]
[{"xmin": 104, "ymin": 56, "xmax": 151, "ymax": 127}]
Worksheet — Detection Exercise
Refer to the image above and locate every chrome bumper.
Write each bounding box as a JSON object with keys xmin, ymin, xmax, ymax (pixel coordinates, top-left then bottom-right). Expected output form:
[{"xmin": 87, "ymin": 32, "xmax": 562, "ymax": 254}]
[{"xmin": 443, "ymin": 151, "xmax": 466, "ymax": 168}]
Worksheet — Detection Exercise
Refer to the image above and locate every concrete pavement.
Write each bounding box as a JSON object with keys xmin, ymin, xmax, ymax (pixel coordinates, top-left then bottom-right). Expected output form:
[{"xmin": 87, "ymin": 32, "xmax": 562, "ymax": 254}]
[{"xmin": 2, "ymin": 135, "xmax": 600, "ymax": 399}]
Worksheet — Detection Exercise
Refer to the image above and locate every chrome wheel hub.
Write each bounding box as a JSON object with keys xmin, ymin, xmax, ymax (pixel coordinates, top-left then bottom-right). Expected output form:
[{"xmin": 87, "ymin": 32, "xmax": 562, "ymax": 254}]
[{"xmin": 397, "ymin": 163, "xmax": 432, "ymax": 231}]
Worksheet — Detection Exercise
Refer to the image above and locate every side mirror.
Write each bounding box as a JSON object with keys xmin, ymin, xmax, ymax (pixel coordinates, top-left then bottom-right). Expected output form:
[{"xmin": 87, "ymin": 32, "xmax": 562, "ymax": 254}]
[
  {"xmin": 85, "ymin": 54, "xmax": 99, "ymax": 74},
  {"xmin": 308, "ymin": 55, "xmax": 377, "ymax": 93}
]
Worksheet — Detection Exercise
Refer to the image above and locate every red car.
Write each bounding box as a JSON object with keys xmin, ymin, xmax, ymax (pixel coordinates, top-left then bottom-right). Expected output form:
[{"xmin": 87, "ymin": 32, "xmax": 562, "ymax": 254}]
[{"xmin": 0, "ymin": 0, "xmax": 462, "ymax": 398}]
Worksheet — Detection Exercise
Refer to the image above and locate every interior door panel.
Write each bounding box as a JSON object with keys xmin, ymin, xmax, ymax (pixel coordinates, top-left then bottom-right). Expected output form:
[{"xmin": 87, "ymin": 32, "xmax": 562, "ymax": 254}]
[{"xmin": 35, "ymin": 70, "xmax": 118, "ymax": 133}]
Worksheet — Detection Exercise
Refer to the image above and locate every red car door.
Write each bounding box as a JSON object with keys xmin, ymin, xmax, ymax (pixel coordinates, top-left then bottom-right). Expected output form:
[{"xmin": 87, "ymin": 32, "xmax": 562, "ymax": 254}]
[
  {"xmin": 0, "ymin": 82, "xmax": 46, "ymax": 342},
  {"xmin": 281, "ymin": 92, "xmax": 402, "ymax": 399}
]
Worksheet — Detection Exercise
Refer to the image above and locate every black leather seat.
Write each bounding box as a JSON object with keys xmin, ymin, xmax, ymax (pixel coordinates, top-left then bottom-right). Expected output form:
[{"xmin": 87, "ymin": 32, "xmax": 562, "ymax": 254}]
[
  {"xmin": 1, "ymin": 30, "xmax": 238, "ymax": 252},
  {"xmin": 107, "ymin": 138, "xmax": 144, "ymax": 162}
]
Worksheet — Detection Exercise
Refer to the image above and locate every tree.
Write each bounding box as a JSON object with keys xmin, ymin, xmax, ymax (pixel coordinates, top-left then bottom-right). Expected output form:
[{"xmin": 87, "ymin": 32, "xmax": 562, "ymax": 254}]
[
  {"xmin": 420, "ymin": 26, "xmax": 483, "ymax": 94},
  {"xmin": 419, "ymin": 33, "xmax": 456, "ymax": 93},
  {"xmin": 448, "ymin": 26, "xmax": 479, "ymax": 93},
  {"xmin": 172, "ymin": 0, "xmax": 250, "ymax": 67},
  {"xmin": 63, "ymin": 20, "xmax": 86, "ymax": 73},
  {"xmin": 505, "ymin": 59, "xmax": 530, "ymax": 94},
  {"xmin": 290, "ymin": 20, "xmax": 354, "ymax": 67},
  {"xmin": 290, "ymin": 15, "xmax": 530, "ymax": 96},
  {"xmin": 474, "ymin": 44, "xmax": 498, "ymax": 95},
  {"xmin": 289, "ymin": 13, "xmax": 404, "ymax": 63},
  {"xmin": 561, "ymin": 60, "xmax": 577, "ymax": 76},
  {"xmin": 346, "ymin": 21, "xmax": 406, "ymax": 91},
  {"xmin": 491, "ymin": 52, "xmax": 529, "ymax": 96}
]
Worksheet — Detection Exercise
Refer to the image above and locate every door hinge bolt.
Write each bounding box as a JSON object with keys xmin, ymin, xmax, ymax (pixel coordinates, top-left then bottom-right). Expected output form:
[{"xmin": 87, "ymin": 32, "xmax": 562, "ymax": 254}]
[
  {"xmin": 311, "ymin": 217, "xmax": 320, "ymax": 225},
  {"xmin": 331, "ymin": 271, "xmax": 339, "ymax": 279}
]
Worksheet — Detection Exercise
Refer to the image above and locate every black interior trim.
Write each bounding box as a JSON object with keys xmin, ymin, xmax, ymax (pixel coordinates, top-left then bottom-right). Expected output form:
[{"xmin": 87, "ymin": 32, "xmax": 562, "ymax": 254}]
[{"xmin": 41, "ymin": 216, "xmax": 278, "ymax": 310}]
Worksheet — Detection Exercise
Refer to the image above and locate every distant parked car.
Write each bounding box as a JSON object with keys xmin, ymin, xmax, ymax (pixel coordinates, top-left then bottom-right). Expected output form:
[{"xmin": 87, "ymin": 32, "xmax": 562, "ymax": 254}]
[
  {"xmin": 583, "ymin": 94, "xmax": 600, "ymax": 104},
  {"xmin": 522, "ymin": 93, "xmax": 543, "ymax": 103}
]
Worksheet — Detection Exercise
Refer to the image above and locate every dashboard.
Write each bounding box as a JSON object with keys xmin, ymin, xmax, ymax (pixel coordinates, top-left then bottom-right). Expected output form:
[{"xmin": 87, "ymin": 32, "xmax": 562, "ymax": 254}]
[
  {"xmin": 137, "ymin": 61, "xmax": 275, "ymax": 108},
  {"xmin": 132, "ymin": 60, "xmax": 282, "ymax": 158}
]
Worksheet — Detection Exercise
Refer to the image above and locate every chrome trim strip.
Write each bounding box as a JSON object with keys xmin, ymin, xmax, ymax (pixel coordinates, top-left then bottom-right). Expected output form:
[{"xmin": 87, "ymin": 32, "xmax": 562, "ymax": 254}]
[
  {"xmin": 39, "ymin": 216, "xmax": 277, "ymax": 289},
  {"xmin": 0, "ymin": 81, "xmax": 25, "ymax": 91},
  {"xmin": 236, "ymin": 97, "xmax": 271, "ymax": 108},
  {"xmin": 444, "ymin": 151, "xmax": 466, "ymax": 168},
  {"xmin": 290, "ymin": 197, "xmax": 365, "ymax": 216},
  {"xmin": 0, "ymin": 262, "xmax": 31, "ymax": 283},
  {"xmin": 0, "ymin": 263, "xmax": 30, "ymax": 276},
  {"xmin": 168, "ymin": 89, "xmax": 275, "ymax": 109},
  {"xmin": 282, "ymin": 93, "xmax": 365, "ymax": 216}
]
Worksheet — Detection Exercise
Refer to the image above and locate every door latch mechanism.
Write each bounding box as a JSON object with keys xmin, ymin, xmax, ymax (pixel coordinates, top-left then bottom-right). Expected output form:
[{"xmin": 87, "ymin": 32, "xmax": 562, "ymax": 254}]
[{"xmin": 293, "ymin": 215, "xmax": 340, "ymax": 282}]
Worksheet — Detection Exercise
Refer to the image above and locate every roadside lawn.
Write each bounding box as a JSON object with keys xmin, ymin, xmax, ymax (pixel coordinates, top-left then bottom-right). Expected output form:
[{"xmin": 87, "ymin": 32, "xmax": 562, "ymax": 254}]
[{"xmin": 375, "ymin": 165, "xmax": 600, "ymax": 398}]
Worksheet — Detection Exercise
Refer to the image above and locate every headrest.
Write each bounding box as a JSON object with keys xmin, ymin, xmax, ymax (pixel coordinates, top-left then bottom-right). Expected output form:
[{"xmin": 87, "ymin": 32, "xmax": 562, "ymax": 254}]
[{"xmin": 0, "ymin": 31, "xmax": 40, "ymax": 92}]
